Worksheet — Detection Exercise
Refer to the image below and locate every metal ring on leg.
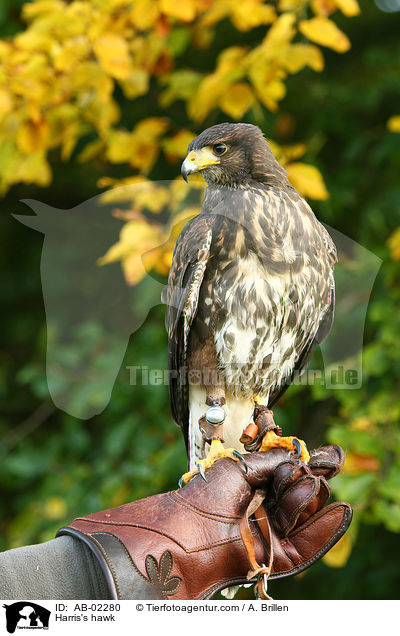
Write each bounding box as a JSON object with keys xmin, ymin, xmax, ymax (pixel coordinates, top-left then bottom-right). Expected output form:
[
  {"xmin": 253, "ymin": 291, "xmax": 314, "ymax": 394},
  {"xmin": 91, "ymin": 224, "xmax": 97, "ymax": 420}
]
[{"xmin": 205, "ymin": 405, "xmax": 226, "ymax": 426}]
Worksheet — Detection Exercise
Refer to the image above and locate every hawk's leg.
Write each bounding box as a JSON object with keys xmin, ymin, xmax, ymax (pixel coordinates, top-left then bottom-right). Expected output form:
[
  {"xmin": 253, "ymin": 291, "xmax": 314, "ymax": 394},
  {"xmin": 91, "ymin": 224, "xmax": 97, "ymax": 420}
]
[
  {"xmin": 180, "ymin": 393, "xmax": 247, "ymax": 485},
  {"xmin": 181, "ymin": 339, "xmax": 247, "ymax": 485},
  {"xmin": 240, "ymin": 402, "xmax": 310, "ymax": 463}
]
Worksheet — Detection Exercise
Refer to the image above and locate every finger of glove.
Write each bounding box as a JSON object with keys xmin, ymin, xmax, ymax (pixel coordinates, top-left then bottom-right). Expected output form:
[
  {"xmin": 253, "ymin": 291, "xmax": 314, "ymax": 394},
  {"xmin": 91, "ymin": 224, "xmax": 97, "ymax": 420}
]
[
  {"xmin": 272, "ymin": 475, "xmax": 330, "ymax": 537},
  {"xmin": 261, "ymin": 445, "xmax": 345, "ymax": 500},
  {"xmin": 294, "ymin": 476, "xmax": 330, "ymax": 528},
  {"xmin": 270, "ymin": 502, "xmax": 353, "ymax": 578},
  {"xmin": 309, "ymin": 445, "xmax": 345, "ymax": 480},
  {"xmin": 244, "ymin": 448, "xmax": 295, "ymax": 489},
  {"xmin": 272, "ymin": 459, "xmax": 310, "ymax": 501}
]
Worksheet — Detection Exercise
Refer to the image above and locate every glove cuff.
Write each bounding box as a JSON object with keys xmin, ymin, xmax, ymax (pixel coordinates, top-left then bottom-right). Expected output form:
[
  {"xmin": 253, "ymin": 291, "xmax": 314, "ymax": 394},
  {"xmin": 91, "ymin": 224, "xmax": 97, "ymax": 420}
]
[{"xmin": 57, "ymin": 488, "xmax": 268, "ymax": 600}]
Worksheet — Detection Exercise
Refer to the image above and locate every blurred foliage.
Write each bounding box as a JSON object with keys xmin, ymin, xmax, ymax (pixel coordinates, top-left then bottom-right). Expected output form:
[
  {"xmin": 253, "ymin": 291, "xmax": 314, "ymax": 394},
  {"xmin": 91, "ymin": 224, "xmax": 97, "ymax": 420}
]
[
  {"xmin": 0, "ymin": 0, "xmax": 359, "ymax": 192},
  {"xmin": 0, "ymin": 0, "xmax": 360, "ymax": 283},
  {"xmin": 0, "ymin": 0, "xmax": 400, "ymax": 601}
]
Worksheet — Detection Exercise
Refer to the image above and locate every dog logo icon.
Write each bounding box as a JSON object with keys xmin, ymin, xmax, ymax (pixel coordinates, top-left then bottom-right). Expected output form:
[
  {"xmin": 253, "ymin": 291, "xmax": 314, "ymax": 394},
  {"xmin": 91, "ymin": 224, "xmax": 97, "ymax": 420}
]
[{"xmin": 2, "ymin": 602, "xmax": 50, "ymax": 633}]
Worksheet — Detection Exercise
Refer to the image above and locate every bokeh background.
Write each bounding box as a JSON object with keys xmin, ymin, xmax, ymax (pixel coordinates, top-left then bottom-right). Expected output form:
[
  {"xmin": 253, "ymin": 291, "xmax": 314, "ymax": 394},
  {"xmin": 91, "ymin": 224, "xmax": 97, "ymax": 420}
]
[{"xmin": 1, "ymin": 0, "xmax": 400, "ymax": 600}]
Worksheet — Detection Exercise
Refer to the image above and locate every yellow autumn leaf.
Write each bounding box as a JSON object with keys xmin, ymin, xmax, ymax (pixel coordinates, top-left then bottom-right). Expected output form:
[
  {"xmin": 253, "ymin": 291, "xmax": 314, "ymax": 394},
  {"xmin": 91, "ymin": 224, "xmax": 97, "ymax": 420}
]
[
  {"xmin": 106, "ymin": 130, "xmax": 135, "ymax": 163},
  {"xmin": 253, "ymin": 78, "xmax": 286, "ymax": 112},
  {"xmin": 163, "ymin": 129, "xmax": 196, "ymax": 160},
  {"xmin": 283, "ymin": 43, "xmax": 324, "ymax": 73},
  {"xmin": 15, "ymin": 151, "xmax": 52, "ymax": 187},
  {"xmin": 22, "ymin": 0, "xmax": 66, "ymax": 20},
  {"xmin": 102, "ymin": 187, "xmax": 202, "ymax": 283},
  {"xmin": 0, "ymin": 39, "xmax": 11, "ymax": 59},
  {"xmin": 99, "ymin": 175, "xmax": 152, "ymax": 197},
  {"xmin": 130, "ymin": 0, "xmax": 160, "ymax": 29},
  {"xmin": 160, "ymin": 0, "xmax": 197, "ymax": 22},
  {"xmin": 60, "ymin": 121, "xmax": 82, "ymax": 161},
  {"xmin": 387, "ymin": 227, "xmax": 400, "ymax": 260},
  {"xmin": 219, "ymin": 83, "xmax": 255, "ymax": 119},
  {"xmin": 11, "ymin": 68, "xmax": 50, "ymax": 102},
  {"xmin": 0, "ymin": 0, "xmax": 358, "ymax": 198},
  {"xmin": 270, "ymin": 141, "xmax": 307, "ymax": 165},
  {"xmin": 129, "ymin": 140, "xmax": 160, "ymax": 174},
  {"xmin": 54, "ymin": 41, "xmax": 90, "ymax": 72},
  {"xmin": 323, "ymin": 534, "xmax": 352, "ymax": 568},
  {"xmin": 0, "ymin": 89, "xmax": 12, "ymax": 116},
  {"xmin": 387, "ymin": 115, "xmax": 400, "ymax": 133},
  {"xmin": 133, "ymin": 117, "xmax": 169, "ymax": 139},
  {"xmin": 188, "ymin": 73, "xmax": 225, "ymax": 122},
  {"xmin": 334, "ymin": 0, "xmax": 360, "ymax": 17},
  {"xmin": 261, "ymin": 12, "xmax": 297, "ymax": 52},
  {"xmin": 101, "ymin": 178, "xmax": 170, "ymax": 212},
  {"xmin": 216, "ymin": 45, "xmax": 249, "ymax": 76},
  {"xmin": 93, "ymin": 33, "xmax": 132, "ymax": 80},
  {"xmin": 126, "ymin": 232, "xmax": 168, "ymax": 285},
  {"xmin": 0, "ymin": 141, "xmax": 19, "ymax": 195},
  {"xmin": 121, "ymin": 252, "xmax": 147, "ymax": 285},
  {"xmin": 120, "ymin": 69, "xmax": 149, "ymax": 99},
  {"xmin": 128, "ymin": 182, "xmax": 170, "ymax": 213},
  {"xmin": 287, "ymin": 162, "xmax": 329, "ymax": 199},
  {"xmin": 77, "ymin": 138, "xmax": 105, "ymax": 163},
  {"xmin": 43, "ymin": 496, "xmax": 67, "ymax": 521},
  {"xmin": 230, "ymin": 1, "xmax": 276, "ymax": 32},
  {"xmin": 63, "ymin": 3, "xmax": 93, "ymax": 37},
  {"xmin": 98, "ymin": 240, "xmax": 131, "ymax": 265},
  {"xmin": 299, "ymin": 17, "xmax": 351, "ymax": 53},
  {"xmin": 99, "ymin": 218, "xmax": 167, "ymax": 285},
  {"xmin": 15, "ymin": 30, "xmax": 54, "ymax": 53},
  {"xmin": 17, "ymin": 120, "xmax": 50, "ymax": 154},
  {"xmin": 159, "ymin": 70, "xmax": 202, "ymax": 108},
  {"xmin": 311, "ymin": 0, "xmax": 338, "ymax": 16}
]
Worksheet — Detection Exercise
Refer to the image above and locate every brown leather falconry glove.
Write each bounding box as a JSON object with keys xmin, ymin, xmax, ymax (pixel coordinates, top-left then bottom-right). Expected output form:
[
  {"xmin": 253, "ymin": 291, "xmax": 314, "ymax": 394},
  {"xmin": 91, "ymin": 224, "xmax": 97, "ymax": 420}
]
[{"xmin": 57, "ymin": 445, "xmax": 352, "ymax": 600}]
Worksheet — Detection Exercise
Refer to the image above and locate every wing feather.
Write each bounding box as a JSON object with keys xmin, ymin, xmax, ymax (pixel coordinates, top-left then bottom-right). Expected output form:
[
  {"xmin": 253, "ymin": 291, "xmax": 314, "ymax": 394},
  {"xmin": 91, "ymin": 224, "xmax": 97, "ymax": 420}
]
[
  {"xmin": 164, "ymin": 215, "xmax": 213, "ymax": 449},
  {"xmin": 267, "ymin": 193, "xmax": 337, "ymax": 407},
  {"xmin": 269, "ymin": 270, "xmax": 336, "ymax": 407}
]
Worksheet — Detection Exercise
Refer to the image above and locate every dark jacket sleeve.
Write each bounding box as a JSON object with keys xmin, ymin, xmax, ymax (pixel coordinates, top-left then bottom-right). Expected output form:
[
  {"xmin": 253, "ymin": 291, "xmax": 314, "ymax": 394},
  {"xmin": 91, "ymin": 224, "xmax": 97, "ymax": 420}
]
[{"xmin": 0, "ymin": 535, "xmax": 110, "ymax": 600}]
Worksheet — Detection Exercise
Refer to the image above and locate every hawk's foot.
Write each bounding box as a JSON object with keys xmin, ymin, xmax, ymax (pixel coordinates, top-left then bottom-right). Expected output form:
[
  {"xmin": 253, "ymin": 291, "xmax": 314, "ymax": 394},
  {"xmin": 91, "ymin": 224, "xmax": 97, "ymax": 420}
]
[
  {"xmin": 179, "ymin": 439, "xmax": 247, "ymax": 486},
  {"xmin": 259, "ymin": 429, "xmax": 310, "ymax": 464},
  {"xmin": 240, "ymin": 403, "xmax": 281, "ymax": 452}
]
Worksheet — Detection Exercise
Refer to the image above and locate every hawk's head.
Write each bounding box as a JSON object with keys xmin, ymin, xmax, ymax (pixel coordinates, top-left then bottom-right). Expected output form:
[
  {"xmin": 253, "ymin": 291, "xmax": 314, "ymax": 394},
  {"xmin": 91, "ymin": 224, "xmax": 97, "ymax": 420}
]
[{"xmin": 181, "ymin": 123, "xmax": 288, "ymax": 187}]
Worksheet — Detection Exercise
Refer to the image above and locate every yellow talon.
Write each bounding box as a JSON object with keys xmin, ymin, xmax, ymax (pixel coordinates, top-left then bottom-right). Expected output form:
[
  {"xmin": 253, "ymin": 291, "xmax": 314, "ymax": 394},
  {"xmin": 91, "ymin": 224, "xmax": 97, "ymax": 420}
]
[
  {"xmin": 259, "ymin": 429, "xmax": 310, "ymax": 464},
  {"xmin": 181, "ymin": 439, "xmax": 240, "ymax": 485}
]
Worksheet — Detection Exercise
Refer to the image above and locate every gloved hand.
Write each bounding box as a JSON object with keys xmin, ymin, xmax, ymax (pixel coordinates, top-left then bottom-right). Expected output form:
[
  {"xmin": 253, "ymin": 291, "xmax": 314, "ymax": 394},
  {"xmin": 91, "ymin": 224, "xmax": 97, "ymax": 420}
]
[
  {"xmin": 238, "ymin": 446, "xmax": 352, "ymax": 598},
  {"xmin": 57, "ymin": 445, "xmax": 352, "ymax": 600}
]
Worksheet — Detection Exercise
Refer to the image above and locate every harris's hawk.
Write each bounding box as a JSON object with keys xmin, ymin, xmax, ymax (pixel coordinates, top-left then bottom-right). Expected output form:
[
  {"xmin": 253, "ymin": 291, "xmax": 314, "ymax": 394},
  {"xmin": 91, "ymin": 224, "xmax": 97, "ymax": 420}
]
[{"xmin": 164, "ymin": 123, "xmax": 336, "ymax": 482}]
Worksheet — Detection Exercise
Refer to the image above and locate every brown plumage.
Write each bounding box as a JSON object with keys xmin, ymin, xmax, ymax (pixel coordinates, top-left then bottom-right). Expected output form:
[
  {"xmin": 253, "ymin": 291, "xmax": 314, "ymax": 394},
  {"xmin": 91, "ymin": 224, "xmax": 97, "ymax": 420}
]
[{"xmin": 164, "ymin": 123, "xmax": 336, "ymax": 469}]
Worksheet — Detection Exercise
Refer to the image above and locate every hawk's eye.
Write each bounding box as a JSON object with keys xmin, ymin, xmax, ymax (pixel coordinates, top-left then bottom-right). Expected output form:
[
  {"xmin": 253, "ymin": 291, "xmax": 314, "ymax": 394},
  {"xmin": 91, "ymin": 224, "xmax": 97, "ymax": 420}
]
[{"xmin": 212, "ymin": 143, "xmax": 227, "ymax": 156}]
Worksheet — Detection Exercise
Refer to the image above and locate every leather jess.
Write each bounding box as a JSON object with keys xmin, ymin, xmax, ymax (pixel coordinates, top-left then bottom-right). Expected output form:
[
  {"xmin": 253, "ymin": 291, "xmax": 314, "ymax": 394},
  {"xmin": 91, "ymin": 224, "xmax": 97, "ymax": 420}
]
[{"xmin": 57, "ymin": 446, "xmax": 352, "ymax": 600}]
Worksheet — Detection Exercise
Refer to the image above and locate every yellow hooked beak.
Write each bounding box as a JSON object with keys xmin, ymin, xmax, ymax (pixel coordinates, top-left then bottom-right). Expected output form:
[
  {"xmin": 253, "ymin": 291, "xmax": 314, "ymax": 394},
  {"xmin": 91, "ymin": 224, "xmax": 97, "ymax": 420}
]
[{"xmin": 181, "ymin": 147, "xmax": 220, "ymax": 181}]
